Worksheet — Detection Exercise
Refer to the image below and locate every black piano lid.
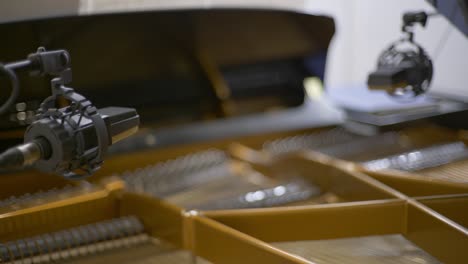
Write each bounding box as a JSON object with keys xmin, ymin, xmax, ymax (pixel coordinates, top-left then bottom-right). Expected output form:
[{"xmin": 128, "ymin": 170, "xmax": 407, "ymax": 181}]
[{"xmin": 0, "ymin": 9, "xmax": 337, "ymax": 150}]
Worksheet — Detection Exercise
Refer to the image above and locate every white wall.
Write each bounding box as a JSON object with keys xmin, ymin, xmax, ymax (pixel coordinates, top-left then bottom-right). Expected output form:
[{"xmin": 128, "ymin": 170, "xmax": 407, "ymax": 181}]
[{"xmin": 305, "ymin": 0, "xmax": 468, "ymax": 99}]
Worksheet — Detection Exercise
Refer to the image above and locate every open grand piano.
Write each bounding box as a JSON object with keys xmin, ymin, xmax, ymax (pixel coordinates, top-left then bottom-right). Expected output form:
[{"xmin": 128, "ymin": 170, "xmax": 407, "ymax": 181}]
[{"xmin": 0, "ymin": 2, "xmax": 467, "ymax": 263}]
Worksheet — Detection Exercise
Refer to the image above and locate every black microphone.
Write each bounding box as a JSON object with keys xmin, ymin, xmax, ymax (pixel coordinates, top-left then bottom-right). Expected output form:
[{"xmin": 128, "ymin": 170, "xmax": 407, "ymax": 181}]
[
  {"xmin": 0, "ymin": 107, "xmax": 139, "ymax": 178},
  {"xmin": 0, "ymin": 47, "xmax": 139, "ymax": 179},
  {"xmin": 367, "ymin": 11, "xmax": 433, "ymax": 98}
]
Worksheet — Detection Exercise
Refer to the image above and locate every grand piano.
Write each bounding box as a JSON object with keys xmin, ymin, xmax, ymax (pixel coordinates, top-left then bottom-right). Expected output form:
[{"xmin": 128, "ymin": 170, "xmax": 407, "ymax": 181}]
[{"xmin": 0, "ymin": 1, "xmax": 467, "ymax": 263}]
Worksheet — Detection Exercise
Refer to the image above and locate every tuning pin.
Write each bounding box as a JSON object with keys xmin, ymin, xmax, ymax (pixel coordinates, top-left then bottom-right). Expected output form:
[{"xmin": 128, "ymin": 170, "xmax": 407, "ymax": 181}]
[
  {"xmin": 123, "ymin": 149, "xmax": 230, "ymax": 197},
  {"xmin": 363, "ymin": 141, "xmax": 468, "ymax": 171},
  {"xmin": 193, "ymin": 179, "xmax": 320, "ymax": 210},
  {"xmin": 263, "ymin": 128, "xmax": 360, "ymax": 154},
  {"xmin": 0, "ymin": 184, "xmax": 85, "ymax": 211}
]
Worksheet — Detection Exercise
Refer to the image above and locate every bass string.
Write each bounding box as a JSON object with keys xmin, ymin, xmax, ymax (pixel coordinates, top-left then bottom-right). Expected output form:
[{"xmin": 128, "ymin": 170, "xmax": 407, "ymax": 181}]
[{"xmin": 0, "ymin": 216, "xmax": 147, "ymax": 263}]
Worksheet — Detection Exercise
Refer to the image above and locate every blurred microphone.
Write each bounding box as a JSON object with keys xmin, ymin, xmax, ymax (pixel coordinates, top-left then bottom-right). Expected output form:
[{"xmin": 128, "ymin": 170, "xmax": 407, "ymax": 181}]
[
  {"xmin": 0, "ymin": 107, "xmax": 139, "ymax": 179},
  {"xmin": 0, "ymin": 47, "xmax": 139, "ymax": 179}
]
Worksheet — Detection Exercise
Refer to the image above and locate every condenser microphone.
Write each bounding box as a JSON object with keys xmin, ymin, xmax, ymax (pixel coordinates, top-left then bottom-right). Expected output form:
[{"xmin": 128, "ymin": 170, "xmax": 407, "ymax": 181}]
[
  {"xmin": 0, "ymin": 107, "xmax": 139, "ymax": 179},
  {"xmin": 0, "ymin": 47, "xmax": 139, "ymax": 179}
]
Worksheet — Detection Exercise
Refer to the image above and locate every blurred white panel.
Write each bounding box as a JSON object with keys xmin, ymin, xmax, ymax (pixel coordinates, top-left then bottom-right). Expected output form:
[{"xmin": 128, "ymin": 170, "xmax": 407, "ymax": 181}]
[
  {"xmin": 0, "ymin": 0, "xmax": 80, "ymax": 23},
  {"xmin": 81, "ymin": 0, "xmax": 204, "ymax": 14},
  {"xmin": 0, "ymin": 0, "xmax": 307, "ymax": 22}
]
